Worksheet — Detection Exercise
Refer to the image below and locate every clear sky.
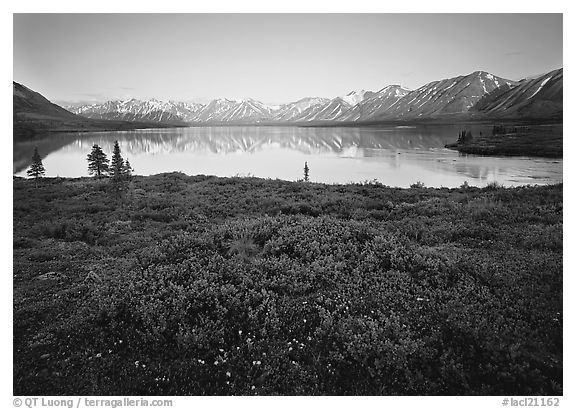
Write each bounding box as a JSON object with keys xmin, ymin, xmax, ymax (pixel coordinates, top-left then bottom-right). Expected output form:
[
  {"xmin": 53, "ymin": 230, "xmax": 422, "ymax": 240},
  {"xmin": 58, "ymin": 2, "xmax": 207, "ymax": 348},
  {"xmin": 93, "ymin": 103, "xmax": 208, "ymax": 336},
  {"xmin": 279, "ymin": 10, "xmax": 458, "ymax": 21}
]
[{"xmin": 13, "ymin": 13, "xmax": 563, "ymax": 104}]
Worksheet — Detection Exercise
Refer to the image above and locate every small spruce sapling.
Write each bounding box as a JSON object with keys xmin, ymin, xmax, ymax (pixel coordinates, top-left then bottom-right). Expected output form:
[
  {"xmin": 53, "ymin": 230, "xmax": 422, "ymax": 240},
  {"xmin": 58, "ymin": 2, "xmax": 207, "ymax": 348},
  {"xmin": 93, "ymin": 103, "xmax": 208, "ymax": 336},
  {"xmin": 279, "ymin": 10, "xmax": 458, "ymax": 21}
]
[
  {"xmin": 27, "ymin": 147, "xmax": 46, "ymax": 181},
  {"xmin": 123, "ymin": 159, "xmax": 133, "ymax": 178}
]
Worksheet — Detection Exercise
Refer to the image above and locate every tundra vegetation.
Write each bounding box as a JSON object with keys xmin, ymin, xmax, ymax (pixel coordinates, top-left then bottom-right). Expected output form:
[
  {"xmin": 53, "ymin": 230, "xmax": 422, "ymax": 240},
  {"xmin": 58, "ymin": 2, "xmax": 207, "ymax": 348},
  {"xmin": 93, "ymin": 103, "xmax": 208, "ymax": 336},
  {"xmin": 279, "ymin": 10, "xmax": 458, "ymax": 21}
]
[{"xmin": 13, "ymin": 173, "xmax": 562, "ymax": 395}]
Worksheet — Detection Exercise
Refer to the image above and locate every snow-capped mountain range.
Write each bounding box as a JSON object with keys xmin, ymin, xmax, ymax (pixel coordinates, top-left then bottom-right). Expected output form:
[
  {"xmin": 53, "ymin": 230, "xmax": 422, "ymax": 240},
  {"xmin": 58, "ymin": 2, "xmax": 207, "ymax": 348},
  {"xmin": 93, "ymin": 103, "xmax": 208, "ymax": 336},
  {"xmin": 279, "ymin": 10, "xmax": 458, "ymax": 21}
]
[
  {"xmin": 71, "ymin": 99, "xmax": 202, "ymax": 124},
  {"xmin": 64, "ymin": 68, "xmax": 562, "ymax": 124},
  {"xmin": 471, "ymin": 68, "xmax": 563, "ymax": 119}
]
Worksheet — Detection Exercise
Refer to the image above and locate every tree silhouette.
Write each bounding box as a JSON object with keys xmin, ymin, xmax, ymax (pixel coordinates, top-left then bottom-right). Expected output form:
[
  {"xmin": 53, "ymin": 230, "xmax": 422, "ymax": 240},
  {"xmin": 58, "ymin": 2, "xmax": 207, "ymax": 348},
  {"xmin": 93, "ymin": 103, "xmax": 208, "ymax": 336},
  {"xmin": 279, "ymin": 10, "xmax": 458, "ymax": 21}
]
[
  {"xmin": 457, "ymin": 130, "xmax": 474, "ymax": 144},
  {"xmin": 27, "ymin": 147, "xmax": 45, "ymax": 180},
  {"xmin": 304, "ymin": 161, "xmax": 309, "ymax": 182},
  {"xmin": 110, "ymin": 141, "xmax": 125, "ymax": 179},
  {"xmin": 87, "ymin": 144, "xmax": 109, "ymax": 177},
  {"xmin": 123, "ymin": 159, "xmax": 133, "ymax": 178}
]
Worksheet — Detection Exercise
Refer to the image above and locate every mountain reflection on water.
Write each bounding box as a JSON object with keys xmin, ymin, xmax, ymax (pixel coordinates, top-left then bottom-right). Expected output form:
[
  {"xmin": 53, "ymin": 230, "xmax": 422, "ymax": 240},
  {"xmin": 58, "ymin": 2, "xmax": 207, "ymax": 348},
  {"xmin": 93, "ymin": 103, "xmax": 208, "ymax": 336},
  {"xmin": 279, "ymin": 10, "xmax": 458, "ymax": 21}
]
[{"xmin": 13, "ymin": 125, "xmax": 562, "ymax": 187}]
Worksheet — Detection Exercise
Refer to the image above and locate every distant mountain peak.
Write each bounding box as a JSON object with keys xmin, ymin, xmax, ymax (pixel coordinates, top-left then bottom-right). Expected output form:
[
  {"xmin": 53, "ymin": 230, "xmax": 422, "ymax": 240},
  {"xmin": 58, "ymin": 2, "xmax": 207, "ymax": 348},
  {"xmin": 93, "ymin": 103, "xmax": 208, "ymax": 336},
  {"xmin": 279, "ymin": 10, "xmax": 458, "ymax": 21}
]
[
  {"xmin": 340, "ymin": 89, "xmax": 372, "ymax": 106},
  {"xmin": 346, "ymin": 89, "xmax": 367, "ymax": 96},
  {"xmin": 49, "ymin": 68, "xmax": 561, "ymax": 125},
  {"xmin": 471, "ymin": 68, "xmax": 562, "ymax": 119}
]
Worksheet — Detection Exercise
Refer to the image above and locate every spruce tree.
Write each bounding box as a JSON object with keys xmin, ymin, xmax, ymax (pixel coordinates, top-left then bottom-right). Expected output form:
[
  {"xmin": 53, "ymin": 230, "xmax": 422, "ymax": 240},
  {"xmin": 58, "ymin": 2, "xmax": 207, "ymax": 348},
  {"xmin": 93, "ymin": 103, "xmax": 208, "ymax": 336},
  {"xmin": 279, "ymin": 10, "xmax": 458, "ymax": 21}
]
[
  {"xmin": 110, "ymin": 141, "xmax": 125, "ymax": 179},
  {"xmin": 123, "ymin": 159, "xmax": 133, "ymax": 177},
  {"xmin": 27, "ymin": 147, "xmax": 45, "ymax": 179},
  {"xmin": 87, "ymin": 144, "xmax": 109, "ymax": 177},
  {"xmin": 304, "ymin": 161, "xmax": 309, "ymax": 182}
]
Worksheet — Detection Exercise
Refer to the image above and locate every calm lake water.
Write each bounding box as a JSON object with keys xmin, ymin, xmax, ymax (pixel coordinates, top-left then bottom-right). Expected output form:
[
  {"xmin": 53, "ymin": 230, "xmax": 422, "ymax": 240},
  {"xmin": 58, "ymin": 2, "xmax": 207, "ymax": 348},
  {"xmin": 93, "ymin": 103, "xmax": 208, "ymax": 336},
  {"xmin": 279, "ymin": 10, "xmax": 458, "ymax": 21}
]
[{"xmin": 13, "ymin": 125, "xmax": 563, "ymax": 188}]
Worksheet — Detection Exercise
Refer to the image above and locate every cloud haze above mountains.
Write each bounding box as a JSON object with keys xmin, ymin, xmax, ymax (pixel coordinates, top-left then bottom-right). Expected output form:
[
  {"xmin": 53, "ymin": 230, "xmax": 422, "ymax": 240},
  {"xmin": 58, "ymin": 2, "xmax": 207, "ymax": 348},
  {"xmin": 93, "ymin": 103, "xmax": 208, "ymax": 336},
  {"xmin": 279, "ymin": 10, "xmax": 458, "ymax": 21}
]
[{"xmin": 14, "ymin": 13, "xmax": 562, "ymax": 104}]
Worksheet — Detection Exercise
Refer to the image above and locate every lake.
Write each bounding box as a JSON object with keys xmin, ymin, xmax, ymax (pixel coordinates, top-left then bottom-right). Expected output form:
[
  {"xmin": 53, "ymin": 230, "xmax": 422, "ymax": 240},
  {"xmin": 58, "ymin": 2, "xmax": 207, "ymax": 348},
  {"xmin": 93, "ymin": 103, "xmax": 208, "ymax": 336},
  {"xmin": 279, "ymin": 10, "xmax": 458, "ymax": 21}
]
[{"xmin": 13, "ymin": 125, "xmax": 563, "ymax": 187}]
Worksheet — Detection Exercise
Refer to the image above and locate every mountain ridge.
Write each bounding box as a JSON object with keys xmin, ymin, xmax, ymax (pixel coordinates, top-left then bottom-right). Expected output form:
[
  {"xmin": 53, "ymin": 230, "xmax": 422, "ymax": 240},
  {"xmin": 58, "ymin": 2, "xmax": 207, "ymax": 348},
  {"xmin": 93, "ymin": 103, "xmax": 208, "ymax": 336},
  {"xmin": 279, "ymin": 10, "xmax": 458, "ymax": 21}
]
[
  {"xmin": 13, "ymin": 81, "xmax": 185, "ymax": 138},
  {"xmin": 471, "ymin": 69, "xmax": 563, "ymax": 120},
  {"xmin": 19, "ymin": 68, "xmax": 563, "ymax": 135}
]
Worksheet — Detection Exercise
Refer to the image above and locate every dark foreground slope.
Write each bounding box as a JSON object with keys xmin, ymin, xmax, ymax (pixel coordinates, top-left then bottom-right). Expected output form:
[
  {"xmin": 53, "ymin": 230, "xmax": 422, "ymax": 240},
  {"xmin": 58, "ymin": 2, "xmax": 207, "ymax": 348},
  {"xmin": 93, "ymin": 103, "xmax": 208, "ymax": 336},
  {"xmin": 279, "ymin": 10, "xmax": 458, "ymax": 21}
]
[
  {"xmin": 13, "ymin": 82, "xmax": 180, "ymax": 139},
  {"xmin": 13, "ymin": 174, "xmax": 562, "ymax": 395}
]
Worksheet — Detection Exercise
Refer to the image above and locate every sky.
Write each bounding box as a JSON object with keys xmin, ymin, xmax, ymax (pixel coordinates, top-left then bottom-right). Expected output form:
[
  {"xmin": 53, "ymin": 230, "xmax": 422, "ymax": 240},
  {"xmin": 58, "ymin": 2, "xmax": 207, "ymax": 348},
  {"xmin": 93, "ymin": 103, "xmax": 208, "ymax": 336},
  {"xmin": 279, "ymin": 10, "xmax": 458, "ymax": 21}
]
[{"xmin": 13, "ymin": 13, "xmax": 563, "ymax": 105}]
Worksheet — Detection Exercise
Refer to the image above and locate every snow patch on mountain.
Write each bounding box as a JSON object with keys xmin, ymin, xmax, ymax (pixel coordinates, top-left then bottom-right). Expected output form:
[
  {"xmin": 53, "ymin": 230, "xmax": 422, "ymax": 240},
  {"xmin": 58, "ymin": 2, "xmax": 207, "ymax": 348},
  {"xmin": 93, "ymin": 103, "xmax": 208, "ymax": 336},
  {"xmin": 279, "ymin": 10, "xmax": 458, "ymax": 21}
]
[
  {"xmin": 528, "ymin": 77, "xmax": 552, "ymax": 99},
  {"xmin": 341, "ymin": 90, "xmax": 370, "ymax": 106}
]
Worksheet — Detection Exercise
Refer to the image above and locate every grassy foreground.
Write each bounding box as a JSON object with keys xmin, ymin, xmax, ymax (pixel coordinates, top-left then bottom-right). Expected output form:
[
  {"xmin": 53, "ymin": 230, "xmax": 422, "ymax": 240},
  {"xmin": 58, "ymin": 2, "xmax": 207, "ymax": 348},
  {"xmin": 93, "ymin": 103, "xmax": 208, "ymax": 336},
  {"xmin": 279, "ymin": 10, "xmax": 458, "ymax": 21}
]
[{"xmin": 13, "ymin": 174, "xmax": 562, "ymax": 395}]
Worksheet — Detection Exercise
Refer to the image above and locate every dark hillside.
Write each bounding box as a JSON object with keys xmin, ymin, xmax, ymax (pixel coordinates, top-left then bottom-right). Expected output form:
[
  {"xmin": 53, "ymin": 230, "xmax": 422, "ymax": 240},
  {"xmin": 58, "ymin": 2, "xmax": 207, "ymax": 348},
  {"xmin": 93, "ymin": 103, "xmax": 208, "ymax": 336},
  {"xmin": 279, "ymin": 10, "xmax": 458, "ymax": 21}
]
[{"xmin": 13, "ymin": 82, "xmax": 182, "ymax": 139}]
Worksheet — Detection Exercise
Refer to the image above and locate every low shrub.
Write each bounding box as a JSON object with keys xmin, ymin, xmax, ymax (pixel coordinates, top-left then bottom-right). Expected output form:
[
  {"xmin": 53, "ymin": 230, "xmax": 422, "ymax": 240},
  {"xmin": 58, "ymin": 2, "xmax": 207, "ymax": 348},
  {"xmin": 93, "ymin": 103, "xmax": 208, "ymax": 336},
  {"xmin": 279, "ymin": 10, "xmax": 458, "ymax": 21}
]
[{"xmin": 13, "ymin": 175, "xmax": 563, "ymax": 396}]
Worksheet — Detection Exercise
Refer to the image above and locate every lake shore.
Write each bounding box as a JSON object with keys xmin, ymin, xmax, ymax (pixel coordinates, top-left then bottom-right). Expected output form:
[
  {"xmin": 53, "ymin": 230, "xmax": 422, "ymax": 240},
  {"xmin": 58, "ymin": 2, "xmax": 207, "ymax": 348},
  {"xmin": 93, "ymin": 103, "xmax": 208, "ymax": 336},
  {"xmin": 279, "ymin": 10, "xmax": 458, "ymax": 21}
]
[
  {"xmin": 13, "ymin": 118, "xmax": 187, "ymax": 140},
  {"xmin": 14, "ymin": 173, "xmax": 562, "ymax": 395},
  {"xmin": 444, "ymin": 124, "xmax": 563, "ymax": 158},
  {"xmin": 13, "ymin": 125, "xmax": 563, "ymax": 186}
]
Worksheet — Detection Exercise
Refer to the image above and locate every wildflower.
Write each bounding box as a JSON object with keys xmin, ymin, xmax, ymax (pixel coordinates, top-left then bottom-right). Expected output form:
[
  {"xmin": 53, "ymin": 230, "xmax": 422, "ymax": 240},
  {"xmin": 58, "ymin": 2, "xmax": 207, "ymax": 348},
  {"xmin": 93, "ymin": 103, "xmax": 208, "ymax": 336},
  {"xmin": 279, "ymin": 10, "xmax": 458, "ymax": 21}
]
[
  {"xmin": 226, "ymin": 371, "xmax": 231, "ymax": 377},
  {"xmin": 214, "ymin": 361, "xmax": 219, "ymax": 365},
  {"xmin": 134, "ymin": 361, "xmax": 140, "ymax": 367},
  {"xmin": 238, "ymin": 330, "xmax": 242, "ymax": 335},
  {"xmin": 95, "ymin": 353, "xmax": 102, "ymax": 358},
  {"xmin": 251, "ymin": 385, "xmax": 255, "ymax": 390}
]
